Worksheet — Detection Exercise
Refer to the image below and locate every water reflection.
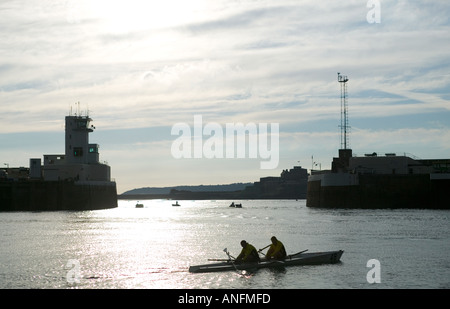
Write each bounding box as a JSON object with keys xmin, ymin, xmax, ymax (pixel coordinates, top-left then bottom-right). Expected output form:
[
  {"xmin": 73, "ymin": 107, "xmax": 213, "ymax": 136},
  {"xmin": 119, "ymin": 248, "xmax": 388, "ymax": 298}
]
[{"xmin": 0, "ymin": 200, "xmax": 449, "ymax": 288}]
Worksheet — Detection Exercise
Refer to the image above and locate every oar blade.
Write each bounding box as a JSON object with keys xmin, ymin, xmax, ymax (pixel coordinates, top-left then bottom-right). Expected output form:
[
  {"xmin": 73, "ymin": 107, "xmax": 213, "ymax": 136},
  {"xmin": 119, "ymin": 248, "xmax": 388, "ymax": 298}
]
[{"xmin": 288, "ymin": 249, "xmax": 308, "ymax": 258}]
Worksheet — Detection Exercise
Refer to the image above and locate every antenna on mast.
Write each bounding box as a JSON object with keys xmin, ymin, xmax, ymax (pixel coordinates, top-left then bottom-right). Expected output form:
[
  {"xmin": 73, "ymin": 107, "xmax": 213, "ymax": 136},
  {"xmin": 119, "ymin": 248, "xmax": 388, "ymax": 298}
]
[{"xmin": 337, "ymin": 73, "xmax": 350, "ymax": 150}]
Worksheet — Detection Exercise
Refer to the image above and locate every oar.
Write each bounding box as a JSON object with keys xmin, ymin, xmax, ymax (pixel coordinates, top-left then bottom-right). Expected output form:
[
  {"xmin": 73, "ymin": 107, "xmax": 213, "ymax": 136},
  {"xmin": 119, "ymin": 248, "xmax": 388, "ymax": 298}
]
[
  {"xmin": 287, "ymin": 249, "xmax": 308, "ymax": 259},
  {"xmin": 208, "ymin": 258, "xmax": 231, "ymax": 261},
  {"xmin": 258, "ymin": 244, "xmax": 271, "ymax": 253},
  {"xmin": 223, "ymin": 248, "xmax": 240, "ymax": 273},
  {"xmin": 257, "ymin": 244, "xmax": 272, "ymax": 258},
  {"xmin": 223, "ymin": 248, "xmax": 236, "ymax": 260}
]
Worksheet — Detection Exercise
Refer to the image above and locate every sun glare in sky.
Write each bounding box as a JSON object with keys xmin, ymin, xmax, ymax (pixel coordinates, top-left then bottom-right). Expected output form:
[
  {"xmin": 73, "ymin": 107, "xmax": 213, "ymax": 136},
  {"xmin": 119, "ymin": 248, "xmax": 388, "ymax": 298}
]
[
  {"xmin": 81, "ymin": 0, "xmax": 206, "ymax": 32},
  {"xmin": 1, "ymin": 1, "xmax": 449, "ymax": 192}
]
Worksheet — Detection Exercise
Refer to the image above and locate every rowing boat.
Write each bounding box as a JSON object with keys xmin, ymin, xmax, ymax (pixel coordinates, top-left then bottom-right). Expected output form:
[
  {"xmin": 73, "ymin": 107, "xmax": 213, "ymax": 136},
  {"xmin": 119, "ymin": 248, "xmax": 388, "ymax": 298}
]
[{"xmin": 188, "ymin": 250, "xmax": 343, "ymax": 273}]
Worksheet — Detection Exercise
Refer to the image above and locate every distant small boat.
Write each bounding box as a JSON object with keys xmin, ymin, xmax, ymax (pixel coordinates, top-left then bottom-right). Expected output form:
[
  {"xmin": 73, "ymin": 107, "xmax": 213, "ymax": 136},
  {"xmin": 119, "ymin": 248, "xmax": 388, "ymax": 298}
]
[
  {"xmin": 135, "ymin": 202, "xmax": 144, "ymax": 208},
  {"xmin": 172, "ymin": 201, "xmax": 180, "ymax": 206},
  {"xmin": 229, "ymin": 202, "xmax": 242, "ymax": 208}
]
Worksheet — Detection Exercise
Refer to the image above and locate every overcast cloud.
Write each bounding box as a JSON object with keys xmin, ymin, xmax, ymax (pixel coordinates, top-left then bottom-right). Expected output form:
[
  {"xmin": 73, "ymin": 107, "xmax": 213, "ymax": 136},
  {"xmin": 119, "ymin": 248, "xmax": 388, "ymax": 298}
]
[{"xmin": 1, "ymin": 0, "xmax": 449, "ymax": 193}]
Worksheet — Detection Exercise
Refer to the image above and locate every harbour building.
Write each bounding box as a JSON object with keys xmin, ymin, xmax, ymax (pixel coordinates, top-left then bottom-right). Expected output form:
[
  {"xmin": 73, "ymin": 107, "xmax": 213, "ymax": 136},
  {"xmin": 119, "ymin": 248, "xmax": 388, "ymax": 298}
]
[
  {"xmin": 0, "ymin": 111, "xmax": 117, "ymax": 211},
  {"xmin": 306, "ymin": 74, "xmax": 450, "ymax": 209}
]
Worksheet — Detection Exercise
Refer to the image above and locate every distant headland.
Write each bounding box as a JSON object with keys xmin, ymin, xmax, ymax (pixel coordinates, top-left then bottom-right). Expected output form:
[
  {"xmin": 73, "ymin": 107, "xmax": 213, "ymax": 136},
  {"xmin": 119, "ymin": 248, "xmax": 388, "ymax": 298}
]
[{"xmin": 118, "ymin": 166, "xmax": 308, "ymax": 200}]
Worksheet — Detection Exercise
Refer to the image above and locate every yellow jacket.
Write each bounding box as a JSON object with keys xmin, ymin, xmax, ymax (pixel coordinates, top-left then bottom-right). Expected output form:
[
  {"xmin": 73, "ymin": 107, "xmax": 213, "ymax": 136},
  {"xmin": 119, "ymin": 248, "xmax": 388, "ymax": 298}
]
[
  {"xmin": 237, "ymin": 243, "xmax": 259, "ymax": 262},
  {"xmin": 267, "ymin": 240, "xmax": 286, "ymax": 259}
]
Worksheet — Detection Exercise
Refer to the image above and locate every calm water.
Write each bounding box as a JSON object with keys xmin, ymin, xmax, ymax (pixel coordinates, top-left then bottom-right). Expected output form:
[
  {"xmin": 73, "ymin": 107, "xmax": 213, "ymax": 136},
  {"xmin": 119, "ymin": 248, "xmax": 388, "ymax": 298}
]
[{"xmin": 0, "ymin": 200, "xmax": 449, "ymax": 289}]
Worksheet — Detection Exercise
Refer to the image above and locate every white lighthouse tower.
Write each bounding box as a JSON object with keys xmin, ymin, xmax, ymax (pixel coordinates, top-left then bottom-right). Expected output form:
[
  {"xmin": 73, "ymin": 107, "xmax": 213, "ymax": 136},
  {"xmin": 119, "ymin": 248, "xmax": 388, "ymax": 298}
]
[
  {"xmin": 42, "ymin": 106, "xmax": 111, "ymax": 182},
  {"xmin": 65, "ymin": 114, "xmax": 99, "ymax": 165}
]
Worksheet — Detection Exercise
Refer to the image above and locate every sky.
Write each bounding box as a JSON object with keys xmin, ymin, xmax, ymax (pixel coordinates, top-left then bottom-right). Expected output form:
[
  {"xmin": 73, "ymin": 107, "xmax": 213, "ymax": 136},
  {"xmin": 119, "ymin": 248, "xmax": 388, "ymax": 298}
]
[{"xmin": 1, "ymin": 0, "xmax": 449, "ymax": 194}]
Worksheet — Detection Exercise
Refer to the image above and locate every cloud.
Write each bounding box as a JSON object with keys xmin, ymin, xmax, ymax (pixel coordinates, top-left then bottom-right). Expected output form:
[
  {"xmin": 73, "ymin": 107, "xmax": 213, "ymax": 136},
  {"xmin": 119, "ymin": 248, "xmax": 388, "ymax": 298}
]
[
  {"xmin": 1, "ymin": 0, "xmax": 450, "ymax": 191},
  {"xmin": 351, "ymin": 127, "xmax": 450, "ymax": 158}
]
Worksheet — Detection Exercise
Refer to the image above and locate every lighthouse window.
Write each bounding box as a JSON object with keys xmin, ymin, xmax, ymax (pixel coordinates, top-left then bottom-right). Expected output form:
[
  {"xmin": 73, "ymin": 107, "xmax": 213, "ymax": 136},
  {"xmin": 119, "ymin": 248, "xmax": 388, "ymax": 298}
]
[
  {"xmin": 77, "ymin": 121, "xmax": 87, "ymax": 128},
  {"xmin": 89, "ymin": 147, "xmax": 98, "ymax": 153},
  {"xmin": 74, "ymin": 147, "xmax": 83, "ymax": 157}
]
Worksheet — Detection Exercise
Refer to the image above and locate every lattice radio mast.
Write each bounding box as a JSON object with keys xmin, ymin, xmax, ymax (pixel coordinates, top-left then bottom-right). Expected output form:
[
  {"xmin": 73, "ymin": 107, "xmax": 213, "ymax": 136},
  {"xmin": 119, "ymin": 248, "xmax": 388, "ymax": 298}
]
[{"xmin": 338, "ymin": 73, "xmax": 350, "ymax": 149}]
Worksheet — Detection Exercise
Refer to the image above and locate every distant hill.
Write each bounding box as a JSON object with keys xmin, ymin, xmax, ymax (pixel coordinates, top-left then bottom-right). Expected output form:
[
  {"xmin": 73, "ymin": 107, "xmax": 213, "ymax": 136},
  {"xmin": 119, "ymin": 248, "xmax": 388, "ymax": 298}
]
[
  {"xmin": 122, "ymin": 183, "xmax": 253, "ymax": 196},
  {"xmin": 119, "ymin": 166, "xmax": 308, "ymax": 200}
]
